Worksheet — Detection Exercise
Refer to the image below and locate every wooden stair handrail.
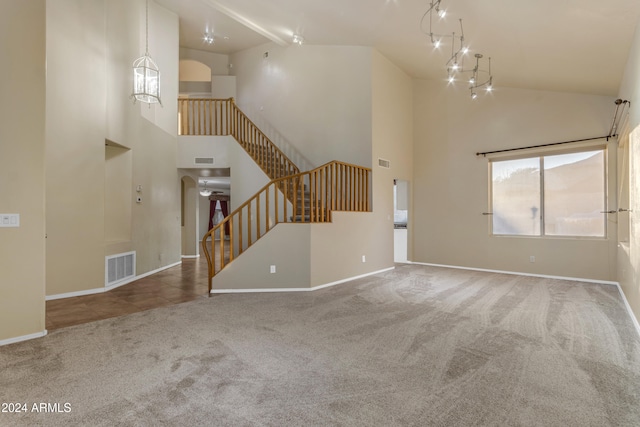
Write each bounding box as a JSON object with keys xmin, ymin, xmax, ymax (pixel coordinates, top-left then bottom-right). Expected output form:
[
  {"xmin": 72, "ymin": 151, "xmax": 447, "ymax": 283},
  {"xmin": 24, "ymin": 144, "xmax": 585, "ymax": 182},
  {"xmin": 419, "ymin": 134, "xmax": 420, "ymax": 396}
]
[
  {"xmin": 178, "ymin": 97, "xmax": 301, "ymax": 182},
  {"xmin": 201, "ymin": 160, "xmax": 372, "ymax": 293}
]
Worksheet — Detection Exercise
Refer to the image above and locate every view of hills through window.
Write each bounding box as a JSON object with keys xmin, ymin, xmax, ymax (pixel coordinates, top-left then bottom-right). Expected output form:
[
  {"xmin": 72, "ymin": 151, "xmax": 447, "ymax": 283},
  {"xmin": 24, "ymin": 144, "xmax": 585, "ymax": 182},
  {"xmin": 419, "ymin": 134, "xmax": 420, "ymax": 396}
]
[{"xmin": 491, "ymin": 150, "xmax": 605, "ymax": 237}]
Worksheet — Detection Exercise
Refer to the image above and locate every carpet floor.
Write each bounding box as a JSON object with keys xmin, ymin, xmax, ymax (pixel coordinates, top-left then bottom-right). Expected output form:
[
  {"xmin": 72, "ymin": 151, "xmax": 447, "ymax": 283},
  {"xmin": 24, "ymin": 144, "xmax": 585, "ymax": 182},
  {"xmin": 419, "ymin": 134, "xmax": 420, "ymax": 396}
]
[{"xmin": 1, "ymin": 264, "xmax": 640, "ymax": 426}]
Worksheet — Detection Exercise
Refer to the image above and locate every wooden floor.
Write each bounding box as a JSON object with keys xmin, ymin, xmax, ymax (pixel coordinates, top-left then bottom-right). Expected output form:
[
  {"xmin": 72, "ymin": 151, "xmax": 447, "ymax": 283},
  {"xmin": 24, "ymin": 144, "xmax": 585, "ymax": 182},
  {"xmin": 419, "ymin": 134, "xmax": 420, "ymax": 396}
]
[{"xmin": 46, "ymin": 257, "xmax": 210, "ymax": 330}]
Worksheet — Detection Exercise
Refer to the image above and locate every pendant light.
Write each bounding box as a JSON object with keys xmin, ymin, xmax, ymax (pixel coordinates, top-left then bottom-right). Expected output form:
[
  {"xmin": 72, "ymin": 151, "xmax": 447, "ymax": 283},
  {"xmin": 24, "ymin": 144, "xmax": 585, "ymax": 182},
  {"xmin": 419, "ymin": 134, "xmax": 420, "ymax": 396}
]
[
  {"xmin": 200, "ymin": 181, "xmax": 212, "ymax": 197},
  {"xmin": 132, "ymin": 0, "xmax": 161, "ymax": 105}
]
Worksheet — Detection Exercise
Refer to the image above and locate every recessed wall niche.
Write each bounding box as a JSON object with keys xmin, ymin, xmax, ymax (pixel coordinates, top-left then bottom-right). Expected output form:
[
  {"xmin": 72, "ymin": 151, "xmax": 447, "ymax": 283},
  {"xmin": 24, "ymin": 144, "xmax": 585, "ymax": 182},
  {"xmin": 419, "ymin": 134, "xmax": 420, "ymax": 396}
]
[{"xmin": 105, "ymin": 140, "xmax": 132, "ymax": 243}]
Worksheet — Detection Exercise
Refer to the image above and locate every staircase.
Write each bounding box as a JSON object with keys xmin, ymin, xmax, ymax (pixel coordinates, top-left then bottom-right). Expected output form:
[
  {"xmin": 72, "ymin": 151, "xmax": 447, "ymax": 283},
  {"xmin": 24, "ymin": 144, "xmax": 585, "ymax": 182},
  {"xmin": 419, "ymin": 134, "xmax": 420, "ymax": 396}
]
[{"xmin": 178, "ymin": 98, "xmax": 371, "ymax": 293}]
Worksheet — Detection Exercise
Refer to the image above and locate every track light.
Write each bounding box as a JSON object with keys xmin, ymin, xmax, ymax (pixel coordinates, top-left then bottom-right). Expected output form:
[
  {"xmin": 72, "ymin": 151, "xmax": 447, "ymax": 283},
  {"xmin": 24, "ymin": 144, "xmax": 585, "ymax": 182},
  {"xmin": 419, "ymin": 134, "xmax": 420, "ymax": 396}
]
[
  {"xmin": 421, "ymin": 0, "xmax": 495, "ymax": 100},
  {"xmin": 292, "ymin": 34, "xmax": 304, "ymax": 46},
  {"xmin": 203, "ymin": 32, "xmax": 214, "ymax": 44}
]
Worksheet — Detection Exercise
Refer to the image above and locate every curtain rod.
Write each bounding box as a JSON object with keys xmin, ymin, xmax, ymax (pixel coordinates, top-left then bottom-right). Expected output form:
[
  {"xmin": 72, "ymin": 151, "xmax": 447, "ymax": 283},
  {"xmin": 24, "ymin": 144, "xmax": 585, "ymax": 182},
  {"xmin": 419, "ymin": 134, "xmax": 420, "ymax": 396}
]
[{"xmin": 476, "ymin": 135, "xmax": 613, "ymax": 157}]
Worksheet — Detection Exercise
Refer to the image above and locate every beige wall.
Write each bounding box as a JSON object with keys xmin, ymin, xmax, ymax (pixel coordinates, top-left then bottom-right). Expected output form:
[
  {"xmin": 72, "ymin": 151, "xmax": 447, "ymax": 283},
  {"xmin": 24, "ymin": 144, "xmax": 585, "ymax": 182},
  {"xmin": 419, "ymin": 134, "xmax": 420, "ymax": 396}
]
[
  {"xmin": 181, "ymin": 176, "xmax": 198, "ymax": 257},
  {"xmin": 371, "ymin": 51, "xmax": 414, "ymax": 266},
  {"xmin": 46, "ymin": 0, "xmax": 181, "ymax": 297},
  {"xmin": 212, "ymin": 224, "xmax": 311, "ymax": 290},
  {"xmin": 617, "ymin": 19, "xmax": 640, "ymax": 324},
  {"xmin": 0, "ymin": 1, "xmax": 47, "ymax": 342},
  {"xmin": 413, "ymin": 80, "xmax": 617, "ymax": 281},
  {"xmin": 231, "ymin": 43, "xmax": 373, "ymax": 168},
  {"xmin": 180, "ymin": 47, "xmax": 230, "ymax": 77},
  {"xmin": 105, "ymin": 145, "xmax": 133, "ymax": 243},
  {"xmin": 45, "ymin": 0, "xmax": 107, "ymax": 296},
  {"xmin": 210, "ymin": 49, "xmax": 414, "ymax": 291}
]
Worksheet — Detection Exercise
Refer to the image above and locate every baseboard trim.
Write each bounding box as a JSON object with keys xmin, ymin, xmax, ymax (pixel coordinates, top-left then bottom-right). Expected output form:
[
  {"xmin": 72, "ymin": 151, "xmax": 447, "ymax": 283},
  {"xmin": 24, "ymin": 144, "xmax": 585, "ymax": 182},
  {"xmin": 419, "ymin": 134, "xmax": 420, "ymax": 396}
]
[
  {"xmin": 181, "ymin": 255, "xmax": 200, "ymax": 259},
  {"xmin": 409, "ymin": 261, "xmax": 618, "ymax": 286},
  {"xmin": 0, "ymin": 330, "xmax": 48, "ymax": 347},
  {"xmin": 46, "ymin": 261, "xmax": 183, "ymax": 301},
  {"xmin": 210, "ymin": 267, "xmax": 395, "ymax": 294},
  {"xmin": 615, "ymin": 283, "xmax": 640, "ymax": 339},
  {"xmin": 409, "ymin": 261, "xmax": 640, "ymax": 338}
]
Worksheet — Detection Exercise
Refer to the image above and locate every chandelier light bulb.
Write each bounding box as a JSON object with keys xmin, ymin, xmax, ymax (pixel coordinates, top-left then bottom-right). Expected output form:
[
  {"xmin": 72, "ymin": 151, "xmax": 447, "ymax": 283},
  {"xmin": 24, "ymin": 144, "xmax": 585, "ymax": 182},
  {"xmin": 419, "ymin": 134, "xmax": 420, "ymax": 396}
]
[
  {"xmin": 471, "ymin": 92, "xmax": 478, "ymax": 99},
  {"xmin": 437, "ymin": 8, "xmax": 447, "ymax": 18},
  {"xmin": 448, "ymin": 75, "xmax": 455, "ymax": 83},
  {"xmin": 203, "ymin": 33, "xmax": 214, "ymax": 44},
  {"xmin": 462, "ymin": 47, "xmax": 469, "ymax": 55},
  {"xmin": 292, "ymin": 34, "xmax": 304, "ymax": 46},
  {"xmin": 434, "ymin": 39, "xmax": 441, "ymax": 49}
]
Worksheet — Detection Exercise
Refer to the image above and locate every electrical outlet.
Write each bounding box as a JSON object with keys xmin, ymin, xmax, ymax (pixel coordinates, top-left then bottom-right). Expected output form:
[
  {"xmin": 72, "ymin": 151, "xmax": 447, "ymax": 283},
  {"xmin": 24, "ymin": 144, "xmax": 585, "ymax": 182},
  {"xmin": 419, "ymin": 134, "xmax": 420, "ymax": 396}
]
[
  {"xmin": 530, "ymin": 256, "xmax": 535, "ymax": 263},
  {"xmin": 270, "ymin": 265, "xmax": 276, "ymax": 274},
  {"xmin": 362, "ymin": 255, "xmax": 366, "ymax": 263}
]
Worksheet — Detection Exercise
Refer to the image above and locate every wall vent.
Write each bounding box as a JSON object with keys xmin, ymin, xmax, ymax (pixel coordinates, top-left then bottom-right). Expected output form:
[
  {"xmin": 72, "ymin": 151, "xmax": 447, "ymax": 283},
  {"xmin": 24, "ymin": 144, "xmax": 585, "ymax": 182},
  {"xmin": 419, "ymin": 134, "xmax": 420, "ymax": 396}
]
[
  {"xmin": 378, "ymin": 158, "xmax": 390, "ymax": 168},
  {"xmin": 105, "ymin": 251, "xmax": 136, "ymax": 288},
  {"xmin": 194, "ymin": 157, "xmax": 214, "ymax": 165}
]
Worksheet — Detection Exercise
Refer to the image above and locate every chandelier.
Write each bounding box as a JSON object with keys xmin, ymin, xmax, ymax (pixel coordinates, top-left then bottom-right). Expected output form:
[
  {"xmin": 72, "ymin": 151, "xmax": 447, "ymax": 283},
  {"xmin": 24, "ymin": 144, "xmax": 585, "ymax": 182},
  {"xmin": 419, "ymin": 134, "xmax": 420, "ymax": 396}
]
[
  {"xmin": 132, "ymin": 0, "xmax": 161, "ymax": 105},
  {"xmin": 200, "ymin": 181, "xmax": 212, "ymax": 197},
  {"xmin": 421, "ymin": 0, "xmax": 494, "ymax": 98}
]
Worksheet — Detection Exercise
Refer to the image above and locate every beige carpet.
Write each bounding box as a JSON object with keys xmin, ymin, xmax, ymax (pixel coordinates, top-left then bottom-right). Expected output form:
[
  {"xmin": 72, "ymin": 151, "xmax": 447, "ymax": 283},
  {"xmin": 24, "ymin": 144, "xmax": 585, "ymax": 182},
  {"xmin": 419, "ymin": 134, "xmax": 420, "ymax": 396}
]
[{"xmin": 1, "ymin": 264, "xmax": 640, "ymax": 426}]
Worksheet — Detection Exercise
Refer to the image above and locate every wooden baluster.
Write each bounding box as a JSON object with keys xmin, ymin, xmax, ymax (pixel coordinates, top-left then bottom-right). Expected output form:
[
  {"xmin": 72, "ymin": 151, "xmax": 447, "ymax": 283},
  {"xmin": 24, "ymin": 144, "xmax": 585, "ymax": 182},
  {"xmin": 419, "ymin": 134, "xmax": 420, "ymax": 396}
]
[
  {"xmin": 275, "ymin": 182, "xmax": 279, "ymax": 225},
  {"xmin": 313, "ymin": 171, "xmax": 320, "ymax": 222},
  {"xmin": 219, "ymin": 222, "xmax": 225, "ymax": 270},
  {"xmin": 318, "ymin": 169, "xmax": 322, "ymax": 222},
  {"xmin": 302, "ymin": 175, "xmax": 307, "ymax": 222},
  {"xmin": 284, "ymin": 180, "xmax": 288, "ymax": 223},
  {"xmin": 188, "ymin": 100, "xmax": 193, "ymax": 135},
  {"xmin": 178, "ymin": 100, "xmax": 182, "ymax": 135},
  {"xmin": 238, "ymin": 210, "xmax": 243, "ymax": 255},
  {"xmin": 256, "ymin": 193, "xmax": 261, "ymax": 239},
  {"xmin": 197, "ymin": 99, "xmax": 201, "ymax": 135},
  {"xmin": 293, "ymin": 178, "xmax": 298, "ymax": 222},
  {"xmin": 266, "ymin": 187, "xmax": 270, "ymax": 233},
  {"xmin": 210, "ymin": 99, "xmax": 214, "ymax": 135},
  {"xmin": 366, "ymin": 170, "xmax": 370, "ymax": 211},
  {"xmin": 323, "ymin": 167, "xmax": 327, "ymax": 222},
  {"xmin": 333, "ymin": 164, "xmax": 337, "ymax": 211},
  {"xmin": 228, "ymin": 218, "xmax": 234, "ymax": 263},
  {"xmin": 247, "ymin": 201, "xmax": 252, "ymax": 247}
]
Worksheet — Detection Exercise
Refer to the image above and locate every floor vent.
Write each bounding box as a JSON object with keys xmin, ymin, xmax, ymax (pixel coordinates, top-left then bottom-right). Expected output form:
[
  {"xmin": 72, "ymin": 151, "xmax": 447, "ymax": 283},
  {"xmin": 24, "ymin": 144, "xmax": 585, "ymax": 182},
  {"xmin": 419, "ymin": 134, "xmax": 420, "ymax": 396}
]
[
  {"xmin": 378, "ymin": 158, "xmax": 390, "ymax": 168},
  {"xmin": 105, "ymin": 251, "xmax": 136, "ymax": 287},
  {"xmin": 194, "ymin": 157, "xmax": 214, "ymax": 165}
]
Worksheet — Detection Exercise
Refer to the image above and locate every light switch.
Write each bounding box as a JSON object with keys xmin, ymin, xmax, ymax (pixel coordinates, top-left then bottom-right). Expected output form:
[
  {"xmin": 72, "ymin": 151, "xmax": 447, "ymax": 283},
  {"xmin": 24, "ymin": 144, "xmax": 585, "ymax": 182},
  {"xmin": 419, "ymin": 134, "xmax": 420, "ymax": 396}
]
[{"xmin": 0, "ymin": 214, "xmax": 20, "ymax": 228}]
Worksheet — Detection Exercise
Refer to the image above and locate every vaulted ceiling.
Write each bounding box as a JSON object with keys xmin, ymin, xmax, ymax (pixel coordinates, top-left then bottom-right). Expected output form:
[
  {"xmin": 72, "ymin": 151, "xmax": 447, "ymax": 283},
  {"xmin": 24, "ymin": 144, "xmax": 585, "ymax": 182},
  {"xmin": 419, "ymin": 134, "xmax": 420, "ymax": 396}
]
[{"xmin": 155, "ymin": 0, "xmax": 640, "ymax": 96}]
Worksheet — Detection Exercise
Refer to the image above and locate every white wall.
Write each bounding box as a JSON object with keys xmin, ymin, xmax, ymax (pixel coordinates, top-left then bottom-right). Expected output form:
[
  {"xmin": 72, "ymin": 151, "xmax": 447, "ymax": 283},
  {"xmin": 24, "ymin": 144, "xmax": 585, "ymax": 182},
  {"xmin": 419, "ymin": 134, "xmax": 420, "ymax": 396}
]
[
  {"xmin": 231, "ymin": 43, "xmax": 373, "ymax": 168},
  {"xmin": 617, "ymin": 19, "xmax": 640, "ymax": 323},
  {"xmin": 413, "ymin": 81, "xmax": 617, "ymax": 281},
  {"xmin": 0, "ymin": 1, "xmax": 46, "ymax": 342}
]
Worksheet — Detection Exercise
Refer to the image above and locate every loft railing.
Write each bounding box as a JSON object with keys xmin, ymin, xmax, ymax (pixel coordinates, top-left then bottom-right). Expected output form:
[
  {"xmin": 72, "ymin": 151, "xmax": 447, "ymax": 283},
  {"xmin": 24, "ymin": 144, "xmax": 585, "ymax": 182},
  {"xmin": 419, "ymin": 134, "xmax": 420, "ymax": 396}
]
[
  {"xmin": 201, "ymin": 160, "xmax": 372, "ymax": 293},
  {"xmin": 178, "ymin": 97, "xmax": 300, "ymax": 180}
]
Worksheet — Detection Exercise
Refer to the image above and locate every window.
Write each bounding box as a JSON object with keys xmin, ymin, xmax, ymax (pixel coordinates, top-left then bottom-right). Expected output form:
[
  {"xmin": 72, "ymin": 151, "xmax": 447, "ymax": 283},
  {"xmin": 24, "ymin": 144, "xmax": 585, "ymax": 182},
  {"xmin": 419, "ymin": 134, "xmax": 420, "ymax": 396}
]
[{"xmin": 490, "ymin": 148, "xmax": 606, "ymax": 237}]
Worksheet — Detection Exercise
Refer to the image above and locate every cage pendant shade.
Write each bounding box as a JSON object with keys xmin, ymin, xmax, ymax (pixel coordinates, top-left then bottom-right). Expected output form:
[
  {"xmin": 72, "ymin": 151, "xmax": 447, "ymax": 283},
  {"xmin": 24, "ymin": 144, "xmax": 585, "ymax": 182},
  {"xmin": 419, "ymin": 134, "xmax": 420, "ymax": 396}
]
[
  {"xmin": 132, "ymin": 0, "xmax": 161, "ymax": 105},
  {"xmin": 132, "ymin": 53, "xmax": 161, "ymax": 105}
]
